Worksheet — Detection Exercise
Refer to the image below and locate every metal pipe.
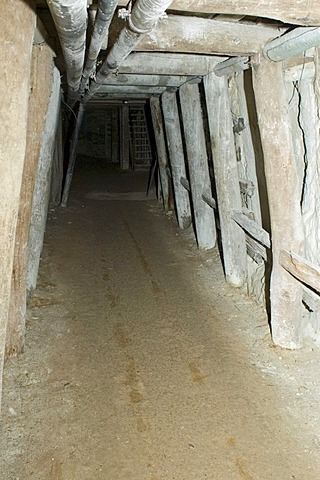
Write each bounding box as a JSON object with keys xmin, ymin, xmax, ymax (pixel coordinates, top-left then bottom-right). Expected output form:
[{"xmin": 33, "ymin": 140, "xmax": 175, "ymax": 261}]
[
  {"xmin": 83, "ymin": 0, "xmax": 174, "ymax": 101},
  {"xmin": 80, "ymin": 0, "xmax": 118, "ymax": 93},
  {"xmin": 47, "ymin": 0, "xmax": 87, "ymax": 101},
  {"xmin": 264, "ymin": 27, "xmax": 320, "ymax": 62}
]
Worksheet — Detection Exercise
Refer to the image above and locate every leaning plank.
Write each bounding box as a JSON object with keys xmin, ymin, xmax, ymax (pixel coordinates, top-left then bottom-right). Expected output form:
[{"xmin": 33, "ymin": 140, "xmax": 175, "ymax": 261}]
[
  {"xmin": 214, "ymin": 57, "xmax": 249, "ymax": 77},
  {"xmin": 0, "ymin": 0, "xmax": 35, "ymax": 409},
  {"xmin": 117, "ymin": 0, "xmax": 320, "ymax": 26},
  {"xmin": 6, "ymin": 45, "xmax": 55, "ymax": 357},
  {"xmin": 179, "ymin": 81, "xmax": 217, "ymax": 249},
  {"xmin": 203, "ymin": 73, "xmax": 247, "ymax": 287},
  {"xmin": 252, "ymin": 56, "xmax": 304, "ymax": 349},
  {"xmin": 232, "ymin": 211, "xmax": 270, "ymax": 248},
  {"xmin": 279, "ymin": 250, "xmax": 320, "ymax": 293},
  {"xmin": 161, "ymin": 90, "xmax": 192, "ymax": 229},
  {"xmin": 150, "ymin": 96, "xmax": 170, "ymax": 211}
]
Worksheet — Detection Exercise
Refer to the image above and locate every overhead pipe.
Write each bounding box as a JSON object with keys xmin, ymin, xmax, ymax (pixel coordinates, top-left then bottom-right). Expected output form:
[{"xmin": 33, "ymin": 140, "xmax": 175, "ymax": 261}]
[
  {"xmin": 264, "ymin": 27, "xmax": 320, "ymax": 62},
  {"xmin": 47, "ymin": 0, "xmax": 87, "ymax": 103},
  {"xmin": 79, "ymin": 0, "xmax": 118, "ymax": 93},
  {"xmin": 83, "ymin": 0, "xmax": 174, "ymax": 102}
]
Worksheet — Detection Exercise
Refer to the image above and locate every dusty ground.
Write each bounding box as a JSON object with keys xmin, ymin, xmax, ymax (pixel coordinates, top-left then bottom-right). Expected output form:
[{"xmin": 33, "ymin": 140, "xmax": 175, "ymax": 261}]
[{"xmin": 1, "ymin": 164, "xmax": 320, "ymax": 479}]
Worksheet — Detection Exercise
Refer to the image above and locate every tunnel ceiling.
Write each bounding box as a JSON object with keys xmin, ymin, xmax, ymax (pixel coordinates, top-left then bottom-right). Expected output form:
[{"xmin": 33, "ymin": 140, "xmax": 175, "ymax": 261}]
[{"xmin": 34, "ymin": 0, "xmax": 308, "ymax": 104}]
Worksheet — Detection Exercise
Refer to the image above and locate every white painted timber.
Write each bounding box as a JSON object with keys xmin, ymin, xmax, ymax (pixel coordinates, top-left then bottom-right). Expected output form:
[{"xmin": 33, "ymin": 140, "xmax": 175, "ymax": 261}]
[
  {"xmin": 161, "ymin": 90, "xmax": 192, "ymax": 229},
  {"xmin": 203, "ymin": 73, "xmax": 247, "ymax": 287},
  {"xmin": 179, "ymin": 82, "xmax": 216, "ymax": 249},
  {"xmin": 27, "ymin": 67, "xmax": 61, "ymax": 292}
]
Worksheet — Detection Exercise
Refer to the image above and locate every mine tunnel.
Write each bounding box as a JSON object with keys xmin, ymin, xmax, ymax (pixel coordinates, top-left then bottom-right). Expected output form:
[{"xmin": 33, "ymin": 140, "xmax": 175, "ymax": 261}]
[{"xmin": 2, "ymin": 0, "xmax": 320, "ymax": 477}]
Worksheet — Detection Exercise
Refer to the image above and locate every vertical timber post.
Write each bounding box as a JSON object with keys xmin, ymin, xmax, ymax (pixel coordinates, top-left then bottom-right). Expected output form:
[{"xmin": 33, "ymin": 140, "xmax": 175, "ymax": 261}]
[
  {"xmin": 252, "ymin": 55, "xmax": 304, "ymax": 349},
  {"xmin": 150, "ymin": 96, "xmax": 170, "ymax": 211},
  {"xmin": 179, "ymin": 81, "xmax": 216, "ymax": 249},
  {"xmin": 0, "ymin": 0, "xmax": 35, "ymax": 408},
  {"xmin": 203, "ymin": 73, "xmax": 247, "ymax": 286},
  {"xmin": 120, "ymin": 104, "xmax": 130, "ymax": 170},
  {"xmin": 6, "ymin": 45, "xmax": 55, "ymax": 357},
  {"xmin": 162, "ymin": 90, "xmax": 192, "ymax": 229}
]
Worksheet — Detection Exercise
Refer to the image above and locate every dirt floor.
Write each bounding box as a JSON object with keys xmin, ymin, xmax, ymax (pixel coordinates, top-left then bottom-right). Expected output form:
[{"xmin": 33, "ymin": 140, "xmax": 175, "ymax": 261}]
[{"xmin": 1, "ymin": 163, "xmax": 320, "ymax": 479}]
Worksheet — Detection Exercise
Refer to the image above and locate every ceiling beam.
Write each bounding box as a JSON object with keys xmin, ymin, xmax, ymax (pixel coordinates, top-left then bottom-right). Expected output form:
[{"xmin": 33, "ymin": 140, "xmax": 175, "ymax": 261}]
[
  {"xmin": 118, "ymin": 52, "xmax": 225, "ymax": 75},
  {"xmin": 111, "ymin": 15, "xmax": 286, "ymax": 56},
  {"xmin": 102, "ymin": 74, "xmax": 193, "ymax": 87},
  {"xmin": 116, "ymin": 0, "xmax": 320, "ymax": 26},
  {"xmin": 96, "ymin": 85, "xmax": 167, "ymax": 95}
]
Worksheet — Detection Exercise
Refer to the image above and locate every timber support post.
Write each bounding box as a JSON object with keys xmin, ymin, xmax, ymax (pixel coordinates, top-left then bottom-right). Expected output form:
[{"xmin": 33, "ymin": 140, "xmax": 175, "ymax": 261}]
[
  {"xmin": 161, "ymin": 90, "xmax": 192, "ymax": 229},
  {"xmin": 252, "ymin": 55, "xmax": 304, "ymax": 349},
  {"xmin": 203, "ymin": 73, "xmax": 247, "ymax": 287},
  {"xmin": 179, "ymin": 81, "xmax": 216, "ymax": 249},
  {"xmin": 150, "ymin": 96, "xmax": 170, "ymax": 211},
  {"xmin": 120, "ymin": 104, "xmax": 130, "ymax": 170}
]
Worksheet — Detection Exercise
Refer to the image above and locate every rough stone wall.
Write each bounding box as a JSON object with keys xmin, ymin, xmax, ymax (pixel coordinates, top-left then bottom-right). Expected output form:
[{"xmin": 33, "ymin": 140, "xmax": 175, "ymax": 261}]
[{"xmin": 27, "ymin": 67, "xmax": 61, "ymax": 292}]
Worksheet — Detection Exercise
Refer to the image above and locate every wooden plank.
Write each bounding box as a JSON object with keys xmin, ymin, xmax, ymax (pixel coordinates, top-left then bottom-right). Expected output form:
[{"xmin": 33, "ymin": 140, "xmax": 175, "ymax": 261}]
[
  {"xmin": 120, "ymin": 104, "xmax": 130, "ymax": 170},
  {"xmin": 232, "ymin": 211, "xmax": 270, "ymax": 248},
  {"xmin": 0, "ymin": 0, "xmax": 35, "ymax": 408},
  {"xmin": 180, "ymin": 176, "xmax": 190, "ymax": 191},
  {"xmin": 280, "ymin": 250, "xmax": 320, "ymax": 293},
  {"xmin": 6, "ymin": 45, "xmax": 55, "ymax": 357},
  {"xmin": 119, "ymin": 52, "xmax": 224, "ymax": 76},
  {"xmin": 129, "ymin": 16, "xmax": 286, "ymax": 56},
  {"xmin": 117, "ymin": 0, "xmax": 320, "ymax": 26},
  {"xmin": 252, "ymin": 56, "xmax": 305, "ymax": 349},
  {"xmin": 214, "ymin": 57, "xmax": 249, "ymax": 77},
  {"xmin": 161, "ymin": 90, "xmax": 192, "ymax": 229},
  {"xmin": 103, "ymin": 74, "xmax": 192, "ymax": 87},
  {"xmin": 150, "ymin": 96, "xmax": 170, "ymax": 211},
  {"xmin": 179, "ymin": 81, "xmax": 216, "ymax": 249},
  {"xmin": 97, "ymin": 85, "xmax": 167, "ymax": 95},
  {"xmin": 203, "ymin": 73, "xmax": 247, "ymax": 287},
  {"xmin": 202, "ymin": 194, "xmax": 217, "ymax": 210}
]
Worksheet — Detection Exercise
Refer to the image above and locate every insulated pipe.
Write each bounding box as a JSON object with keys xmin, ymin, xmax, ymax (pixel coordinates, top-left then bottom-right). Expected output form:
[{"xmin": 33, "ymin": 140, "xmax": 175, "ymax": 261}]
[
  {"xmin": 264, "ymin": 27, "xmax": 320, "ymax": 62},
  {"xmin": 80, "ymin": 0, "xmax": 118, "ymax": 93},
  {"xmin": 83, "ymin": 0, "xmax": 174, "ymax": 101},
  {"xmin": 47, "ymin": 0, "xmax": 87, "ymax": 100}
]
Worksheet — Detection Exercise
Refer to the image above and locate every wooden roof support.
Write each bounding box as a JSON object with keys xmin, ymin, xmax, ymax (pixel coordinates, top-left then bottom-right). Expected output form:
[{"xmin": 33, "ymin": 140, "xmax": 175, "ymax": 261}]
[
  {"xmin": 161, "ymin": 90, "xmax": 192, "ymax": 229},
  {"xmin": 252, "ymin": 55, "xmax": 305, "ymax": 349},
  {"xmin": 117, "ymin": 0, "xmax": 320, "ymax": 26},
  {"xmin": 119, "ymin": 53, "xmax": 224, "ymax": 76},
  {"xmin": 203, "ymin": 73, "xmax": 247, "ymax": 287},
  {"xmin": 103, "ymin": 74, "xmax": 193, "ymax": 87},
  {"xmin": 213, "ymin": 57, "xmax": 249, "ymax": 77},
  {"xmin": 179, "ymin": 81, "xmax": 217, "ymax": 249},
  {"xmin": 150, "ymin": 97, "xmax": 170, "ymax": 212},
  {"xmin": 124, "ymin": 15, "xmax": 286, "ymax": 56}
]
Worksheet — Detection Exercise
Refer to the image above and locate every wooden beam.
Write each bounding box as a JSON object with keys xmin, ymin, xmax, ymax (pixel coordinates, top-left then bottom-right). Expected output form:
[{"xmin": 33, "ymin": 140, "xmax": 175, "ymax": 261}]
[
  {"xmin": 119, "ymin": 104, "xmax": 130, "ymax": 169},
  {"xmin": 179, "ymin": 81, "xmax": 216, "ymax": 249},
  {"xmin": 97, "ymin": 85, "xmax": 167, "ymax": 95},
  {"xmin": 103, "ymin": 74, "xmax": 192, "ymax": 87},
  {"xmin": 280, "ymin": 250, "xmax": 320, "ymax": 293},
  {"xmin": 231, "ymin": 211, "xmax": 270, "ymax": 248},
  {"xmin": 130, "ymin": 16, "xmax": 285, "ymax": 56},
  {"xmin": 0, "ymin": 0, "xmax": 35, "ymax": 408},
  {"xmin": 252, "ymin": 56, "xmax": 304, "ymax": 349},
  {"xmin": 203, "ymin": 73, "xmax": 247, "ymax": 287},
  {"xmin": 161, "ymin": 90, "xmax": 192, "ymax": 229},
  {"xmin": 214, "ymin": 56, "xmax": 249, "ymax": 77},
  {"xmin": 116, "ymin": 0, "xmax": 320, "ymax": 26},
  {"xmin": 6, "ymin": 45, "xmax": 55, "ymax": 358},
  {"xmin": 119, "ymin": 53, "xmax": 224, "ymax": 76},
  {"xmin": 150, "ymin": 96, "xmax": 170, "ymax": 211}
]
